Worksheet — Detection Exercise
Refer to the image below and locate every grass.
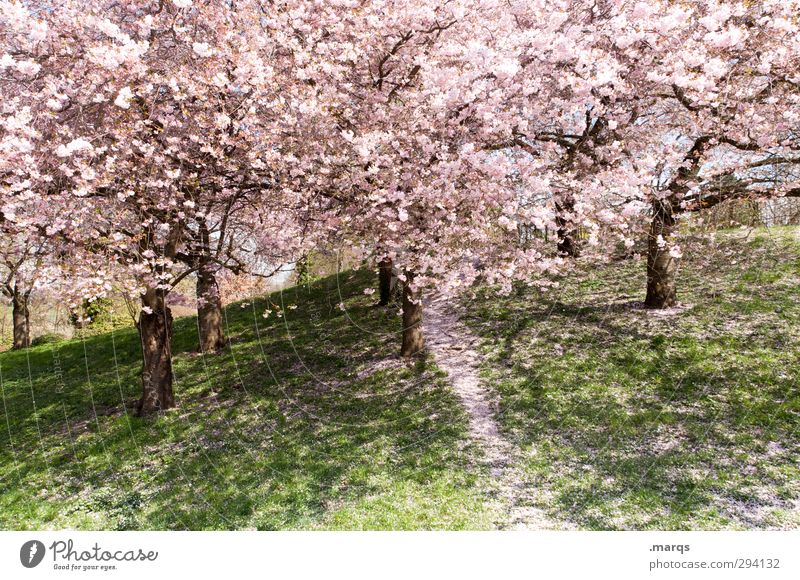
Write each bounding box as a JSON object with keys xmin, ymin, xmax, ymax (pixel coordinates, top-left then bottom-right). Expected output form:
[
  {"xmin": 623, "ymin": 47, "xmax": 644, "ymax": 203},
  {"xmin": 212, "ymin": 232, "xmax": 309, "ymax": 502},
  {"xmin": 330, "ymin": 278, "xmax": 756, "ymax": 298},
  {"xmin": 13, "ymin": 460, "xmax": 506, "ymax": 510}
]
[
  {"xmin": 463, "ymin": 226, "xmax": 800, "ymax": 530},
  {"xmin": 0, "ymin": 270, "xmax": 495, "ymax": 530},
  {"xmin": 2, "ymin": 227, "xmax": 798, "ymax": 530}
]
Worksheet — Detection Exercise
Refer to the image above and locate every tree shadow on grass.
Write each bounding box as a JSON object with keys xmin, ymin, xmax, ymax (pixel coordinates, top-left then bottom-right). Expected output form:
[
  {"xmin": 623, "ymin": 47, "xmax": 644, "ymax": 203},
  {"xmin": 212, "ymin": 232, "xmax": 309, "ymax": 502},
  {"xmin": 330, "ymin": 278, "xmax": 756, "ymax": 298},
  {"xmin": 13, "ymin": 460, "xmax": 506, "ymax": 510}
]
[
  {"xmin": 466, "ymin": 242, "xmax": 800, "ymax": 529},
  {"xmin": 0, "ymin": 270, "xmax": 490, "ymax": 530}
]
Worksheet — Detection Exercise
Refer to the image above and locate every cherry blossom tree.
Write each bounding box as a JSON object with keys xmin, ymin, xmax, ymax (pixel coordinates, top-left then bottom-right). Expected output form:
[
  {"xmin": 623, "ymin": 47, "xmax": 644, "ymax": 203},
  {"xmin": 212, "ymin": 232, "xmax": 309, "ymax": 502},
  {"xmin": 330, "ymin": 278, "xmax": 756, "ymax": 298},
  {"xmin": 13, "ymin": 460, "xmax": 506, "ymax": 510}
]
[
  {"xmin": 467, "ymin": 0, "xmax": 800, "ymax": 308},
  {"xmin": 592, "ymin": 0, "xmax": 800, "ymax": 308},
  {"xmin": 4, "ymin": 0, "xmax": 799, "ymax": 377},
  {"xmin": 0, "ymin": 230, "xmax": 46, "ymax": 349},
  {"xmin": 1, "ymin": 0, "xmax": 312, "ymax": 413},
  {"xmin": 276, "ymin": 1, "xmax": 575, "ymax": 355}
]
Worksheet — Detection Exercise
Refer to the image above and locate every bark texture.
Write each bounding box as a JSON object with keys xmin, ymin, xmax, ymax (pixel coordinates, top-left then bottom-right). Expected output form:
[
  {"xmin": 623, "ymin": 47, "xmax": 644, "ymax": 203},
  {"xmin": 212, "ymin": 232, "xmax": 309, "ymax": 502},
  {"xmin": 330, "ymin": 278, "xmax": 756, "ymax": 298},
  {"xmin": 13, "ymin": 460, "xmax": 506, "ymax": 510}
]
[
  {"xmin": 400, "ymin": 271, "xmax": 425, "ymax": 357},
  {"xmin": 643, "ymin": 136, "xmax": 711, "ymax": 309},
  {"xmin": 11, "ymin": 287, "xmax": 30, "ymax": 350},
  {"xmin": 645, "ymin": 200, "xmax": 678, "ymax": 309},
  {"xmin": 554, "ymin": 193, "xmax": 580, "ymax": 257},
  {"xmin": 378, "ymin": 257, "xmax": 393, "ymax": 306},
  {"xmin": 196, "ymin": 264, "xmax": 226, "ymax": 353},
  {"xmin": 136, "ymin": 291, "xmax": 175, "ymax": 416}
]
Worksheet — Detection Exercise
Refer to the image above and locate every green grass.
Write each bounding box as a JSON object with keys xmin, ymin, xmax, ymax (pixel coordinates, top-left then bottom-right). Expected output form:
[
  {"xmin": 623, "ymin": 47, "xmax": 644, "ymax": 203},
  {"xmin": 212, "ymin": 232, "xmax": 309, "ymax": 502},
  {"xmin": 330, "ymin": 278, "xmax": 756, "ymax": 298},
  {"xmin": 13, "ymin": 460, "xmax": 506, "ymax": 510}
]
[
  {"xmin": 2, "ymin": 228, "xmax": 799, "ymax": 530},
  {"xmin": 463, "ymin": 226, "xmax": 800, "ymax": 530},
  {"xmin": 0, "ymin": 270, "xmax": 495, "ymax": 530}
]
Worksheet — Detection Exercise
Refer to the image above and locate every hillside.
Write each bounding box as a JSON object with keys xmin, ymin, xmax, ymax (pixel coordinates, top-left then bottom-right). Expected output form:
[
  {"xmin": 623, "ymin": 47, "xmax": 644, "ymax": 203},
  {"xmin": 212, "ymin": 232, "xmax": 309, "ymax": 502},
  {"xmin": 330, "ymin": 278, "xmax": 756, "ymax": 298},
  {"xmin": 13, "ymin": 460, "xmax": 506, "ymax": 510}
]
[
  {"xmin": 1, "ymin": 228, "xmax": 798, "ymax": 530},
  {"xmin": 465, "ymin": 227, "xmax": 800, "ymax": 529},
  {"xmin": 0, "ymin": 270, "xmax": 494, "ymax": 530}
]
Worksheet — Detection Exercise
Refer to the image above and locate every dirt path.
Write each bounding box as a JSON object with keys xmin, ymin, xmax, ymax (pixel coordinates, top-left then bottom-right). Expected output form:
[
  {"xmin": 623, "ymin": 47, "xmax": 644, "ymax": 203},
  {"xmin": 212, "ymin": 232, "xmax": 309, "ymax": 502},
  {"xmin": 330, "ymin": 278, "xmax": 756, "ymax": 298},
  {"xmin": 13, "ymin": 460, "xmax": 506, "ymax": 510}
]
[{"xmin": 424, "ymin": 294, "xmax": 559, "ymax": 529}]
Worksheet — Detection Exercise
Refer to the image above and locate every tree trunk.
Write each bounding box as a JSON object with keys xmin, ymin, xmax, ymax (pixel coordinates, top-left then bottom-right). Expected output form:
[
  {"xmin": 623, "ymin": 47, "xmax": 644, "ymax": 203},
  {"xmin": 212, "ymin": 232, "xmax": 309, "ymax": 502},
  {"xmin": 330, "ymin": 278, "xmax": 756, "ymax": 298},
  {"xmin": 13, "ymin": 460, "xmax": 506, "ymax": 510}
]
[
  {"xmin": 11, "ymin": 288, "xmax": 30, "ymax": 350},
  {"xmin": 136, "ymin": 290, "xmax": 175, "ymax": 416},
  {"xmin": 556, "ymin": 219, "xmax": 579, "ymax": 257},
  {"xmin": 555, "ymin": 193, "xmax": 580, "ymax": 257},
  {"xmin": 400, "ymin": 271, "xmax": 424, "ymax": 357},
  {"xmin": 378, "ymin": 257, "xmax": 393, "ymax": 306},
  {"xmin": 196, "ymin": 264, "xmax": 226, "ymax": 353},
  {"xmin": 645, "ymin": 201, "xmax": 678, "ymax": 309}
]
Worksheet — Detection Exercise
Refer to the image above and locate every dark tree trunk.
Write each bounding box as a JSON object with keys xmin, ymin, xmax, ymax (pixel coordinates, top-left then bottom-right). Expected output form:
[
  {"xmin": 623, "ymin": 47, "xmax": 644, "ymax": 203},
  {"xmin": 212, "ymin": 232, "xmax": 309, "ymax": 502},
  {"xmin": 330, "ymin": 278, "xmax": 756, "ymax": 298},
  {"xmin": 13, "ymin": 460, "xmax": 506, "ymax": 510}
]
[
  {"xmin": 136, "ymin": 290, "xmax": 175, "ymax": 416},
  {"xmin": 196, "ymin": 264, "xmax": 226, "ymax": 353},
  {"xmin": 556, "ymin": 219, "xmax": 579, "ymax": 257},
  {"xmin": 555, "ymin": 193, "xmax": 580, "ymax": 257},
  {"xmin": 11, "ymin": 288, "xmax": 30, "ymax": 350},
  {"xmin": 643, "ymin": 136, "xmax": 711, "ymax": 309},
  {"xmin": 400, "ymin": 271, "xmax": 424, "ymax": 357},
  {"xmin": 378, "ymin": 257, "xmax": 393, "ymax": 306},
  {"xmin": 645, "ymin": 201, "xmax": 678, "ymax": 309}
]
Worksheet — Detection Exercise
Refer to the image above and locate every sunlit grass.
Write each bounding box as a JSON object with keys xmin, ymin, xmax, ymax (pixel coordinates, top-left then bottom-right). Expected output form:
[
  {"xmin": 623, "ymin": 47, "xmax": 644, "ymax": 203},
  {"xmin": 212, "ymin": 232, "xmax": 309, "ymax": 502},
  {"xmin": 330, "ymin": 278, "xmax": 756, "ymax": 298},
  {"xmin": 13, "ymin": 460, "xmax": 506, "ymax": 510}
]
[
  {"xmin": 0, "ymin": 270, "xmax": 494, "ymax": 530},
  {"xmin": 464, "ymin": 227, "xmax": 800, "ymax": 530},
  {"xmin": 2, "ymin": 228, "xmax": 797, "ymax": 530}
]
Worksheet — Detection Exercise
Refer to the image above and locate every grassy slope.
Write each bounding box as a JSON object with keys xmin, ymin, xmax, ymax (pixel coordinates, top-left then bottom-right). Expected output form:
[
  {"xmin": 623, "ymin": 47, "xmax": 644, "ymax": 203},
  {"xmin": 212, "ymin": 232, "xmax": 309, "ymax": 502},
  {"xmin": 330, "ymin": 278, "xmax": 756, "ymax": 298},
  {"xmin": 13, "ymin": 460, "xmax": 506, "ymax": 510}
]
[
  {"xmin": 2, "ymin": 229, "xmax": 798, "ymax": 531},
  {"xmin": 465, "ymin": 227, "xmax": 800, "ymax": 530},
  {"xmin": 0, "ymin": 270, "xmax": 494, "ymax": 530}
]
